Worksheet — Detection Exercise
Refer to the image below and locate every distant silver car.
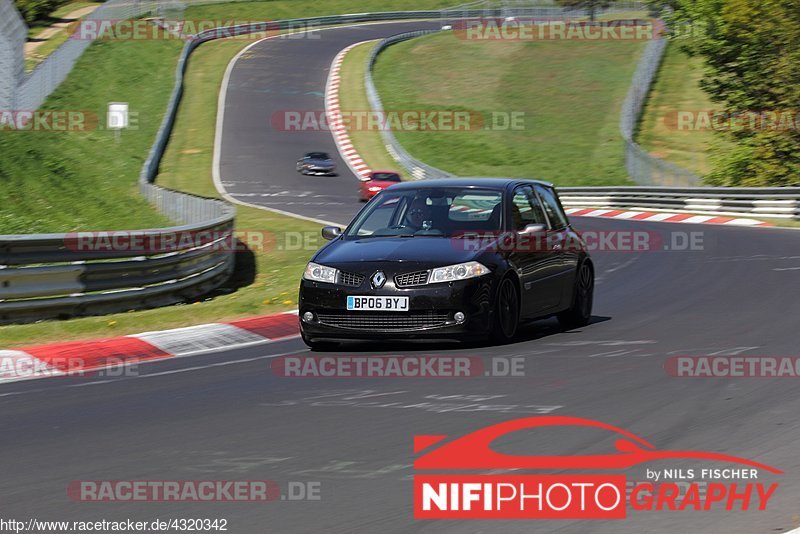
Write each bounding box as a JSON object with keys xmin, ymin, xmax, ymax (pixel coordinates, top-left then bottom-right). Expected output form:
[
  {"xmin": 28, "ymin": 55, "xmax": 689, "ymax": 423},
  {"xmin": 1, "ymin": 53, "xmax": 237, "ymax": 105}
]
[{"xmin": 296, "ymin": 152, "xmax": 337, "ymax": 176}]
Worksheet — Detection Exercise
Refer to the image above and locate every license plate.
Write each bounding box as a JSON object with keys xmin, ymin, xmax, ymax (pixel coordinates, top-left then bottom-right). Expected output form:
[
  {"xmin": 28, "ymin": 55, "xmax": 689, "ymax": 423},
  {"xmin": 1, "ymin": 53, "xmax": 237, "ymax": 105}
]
[{"xmin": 346, "ymin": 296, "xmax": 409, "ymax": 312}]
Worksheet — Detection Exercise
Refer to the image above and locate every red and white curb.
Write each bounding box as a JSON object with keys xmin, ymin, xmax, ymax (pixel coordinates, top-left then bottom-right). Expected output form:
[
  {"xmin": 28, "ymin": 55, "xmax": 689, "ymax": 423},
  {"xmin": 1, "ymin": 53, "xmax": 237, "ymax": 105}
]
[
  {"xmin": 0, "ymin": 311, "xmax": 301, "ymax": 384},
  {"xmin": 325, "ymin": 42, "xmax": 375, "ymax": 181},
  {"xmin": 565, "ymin": 208, "xmax": 772, "ymax": 227}
]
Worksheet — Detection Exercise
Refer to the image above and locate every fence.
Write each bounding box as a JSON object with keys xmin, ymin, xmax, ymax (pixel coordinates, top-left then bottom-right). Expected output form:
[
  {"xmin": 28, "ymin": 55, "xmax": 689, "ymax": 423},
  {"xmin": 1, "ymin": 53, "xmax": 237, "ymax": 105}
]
[
  {"xmin": 620, "ymin": 34, "xmax": 702, "ymax": 186},
  {"xmin": 0, "ymin": 0, "xmax": 25, "ymax": 111}
]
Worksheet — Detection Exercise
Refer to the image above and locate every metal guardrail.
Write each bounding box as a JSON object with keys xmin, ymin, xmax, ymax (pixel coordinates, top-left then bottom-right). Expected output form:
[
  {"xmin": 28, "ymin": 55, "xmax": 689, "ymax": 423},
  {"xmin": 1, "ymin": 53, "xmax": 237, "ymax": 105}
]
[
  {"xmin": 0, "ymin": 195, "xmax": 235, "ymax": 324},
  {"xmin": 558, "ymin": 187, "xmax": 800, "ymax": 219},
  {"xmin": 365, "ymin": 29, "xmax": 453, "ymax": 181}
]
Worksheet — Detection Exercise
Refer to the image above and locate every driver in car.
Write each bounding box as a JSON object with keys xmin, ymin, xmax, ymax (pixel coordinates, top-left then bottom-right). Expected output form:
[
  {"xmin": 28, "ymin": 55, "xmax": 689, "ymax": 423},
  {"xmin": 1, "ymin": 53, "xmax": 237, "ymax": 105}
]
[{"xmin": 405, "ymin": 198, "xmax": 433, "ymax": 231}]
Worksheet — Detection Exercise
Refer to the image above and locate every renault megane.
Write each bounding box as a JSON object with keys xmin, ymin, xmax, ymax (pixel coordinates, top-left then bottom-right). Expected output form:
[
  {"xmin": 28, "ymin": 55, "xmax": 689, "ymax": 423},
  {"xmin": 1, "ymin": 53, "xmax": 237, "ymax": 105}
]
[{"xmin": 298, "ymin": 178, "xmax": 593, "ymax": 349}]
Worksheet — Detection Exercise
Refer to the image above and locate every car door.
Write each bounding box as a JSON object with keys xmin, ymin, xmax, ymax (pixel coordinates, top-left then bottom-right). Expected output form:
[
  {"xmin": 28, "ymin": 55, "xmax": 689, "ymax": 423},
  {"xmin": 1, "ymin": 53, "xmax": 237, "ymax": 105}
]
[
  {"xmin": 506, "ymin": 185, "xmax": 562, "ymax": 316},
  {"xmin": 534, "ymin": 184, "xmax": 577, "ymax": 309}
]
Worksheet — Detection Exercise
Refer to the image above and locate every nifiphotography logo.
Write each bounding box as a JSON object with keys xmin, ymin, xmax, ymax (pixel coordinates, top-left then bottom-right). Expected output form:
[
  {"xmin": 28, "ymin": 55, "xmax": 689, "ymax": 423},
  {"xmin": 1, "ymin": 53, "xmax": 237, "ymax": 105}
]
[{"xmin": 413, "ymin": 416, "xmax": 781, "ymax": 520}]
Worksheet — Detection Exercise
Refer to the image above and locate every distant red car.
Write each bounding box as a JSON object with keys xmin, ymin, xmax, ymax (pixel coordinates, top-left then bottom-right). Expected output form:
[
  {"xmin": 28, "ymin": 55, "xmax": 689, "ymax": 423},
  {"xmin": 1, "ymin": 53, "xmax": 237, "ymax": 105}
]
[{"xmin": 358, "ymin": 170, "xmax": 402, "ymax": 202}]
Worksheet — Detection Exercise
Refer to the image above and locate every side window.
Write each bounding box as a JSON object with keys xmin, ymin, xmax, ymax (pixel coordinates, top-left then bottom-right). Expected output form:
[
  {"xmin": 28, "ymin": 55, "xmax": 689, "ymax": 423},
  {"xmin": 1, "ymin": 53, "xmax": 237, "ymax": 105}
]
[
  {"xmin": 535, "ymin": 186, "xmax": 569, "ymax": 230},
  {"xmin": 510, "ymin": 186, "xmax": 546, "ymax": 231}
]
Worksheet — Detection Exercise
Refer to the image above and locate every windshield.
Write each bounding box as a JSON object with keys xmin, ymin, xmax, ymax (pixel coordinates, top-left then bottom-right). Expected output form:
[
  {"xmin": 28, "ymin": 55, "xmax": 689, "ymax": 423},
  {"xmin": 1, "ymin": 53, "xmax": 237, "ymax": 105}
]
[
  {"xmin": 346, "ymin": 187, "xmax": 504, "ymax": 238},
  {"xmin": 306, "ymin": 152, "xmax": 330, "ymax": 160}
]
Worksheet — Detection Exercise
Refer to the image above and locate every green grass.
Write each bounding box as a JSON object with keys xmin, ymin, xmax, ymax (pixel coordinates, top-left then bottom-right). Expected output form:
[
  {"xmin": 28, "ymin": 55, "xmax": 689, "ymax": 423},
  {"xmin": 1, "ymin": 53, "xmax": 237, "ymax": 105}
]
[
  {"xmin": 637, "ymin": 42, "xmax": 717, "ymax": 176},
  {"xmin": 371, "ymin": 31, "xmax": 645, "ymax": 186},
  {"xmin": 0, "ymin": 36, "xmax": 321, "ymax": 347},
  {"xmin": 0, "ymin": 39, "xmax": 181, "ymax": 234},
  {"xmin": 184, "ymin": 0, "xmax": 457, "ymax": 22}
]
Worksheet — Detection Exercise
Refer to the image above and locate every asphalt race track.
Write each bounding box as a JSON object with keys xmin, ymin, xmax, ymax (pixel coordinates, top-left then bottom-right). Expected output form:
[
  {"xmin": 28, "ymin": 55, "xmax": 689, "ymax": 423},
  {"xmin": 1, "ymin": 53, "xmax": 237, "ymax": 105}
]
[
  {"xmin": 217, "ymin": 20, "xmax": 442, "ymax": 225},
  {"xmin": 2, "ymin": 21, "xmax": 800, "ymax": 534}
]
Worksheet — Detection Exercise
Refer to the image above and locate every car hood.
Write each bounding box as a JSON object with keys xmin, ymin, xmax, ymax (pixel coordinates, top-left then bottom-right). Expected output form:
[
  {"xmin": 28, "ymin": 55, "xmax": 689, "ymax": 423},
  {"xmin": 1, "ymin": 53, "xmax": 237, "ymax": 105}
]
[{"xmin": 314, "ymin": 237, "xmax": 480, "ymax": 267}]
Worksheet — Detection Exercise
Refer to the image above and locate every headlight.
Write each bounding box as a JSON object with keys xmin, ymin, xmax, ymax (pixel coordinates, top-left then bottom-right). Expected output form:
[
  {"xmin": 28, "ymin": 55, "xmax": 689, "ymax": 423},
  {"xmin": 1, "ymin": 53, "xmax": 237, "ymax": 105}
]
[
  {"xmin": 429, "ymin": 261, "xmax": 490, "ymax": 283},
  {"xmin": 303, "ymin": 262, "xmax": 338, "ymax": 283},
  {"xmin": 368, "ymin": 186, "xmax": 382, "ymax": 192}
]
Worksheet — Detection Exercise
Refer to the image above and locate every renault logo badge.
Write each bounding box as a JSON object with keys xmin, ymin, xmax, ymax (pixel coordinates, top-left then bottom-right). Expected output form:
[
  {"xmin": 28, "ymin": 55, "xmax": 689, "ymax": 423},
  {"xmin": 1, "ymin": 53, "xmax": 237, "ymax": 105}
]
[{"xmin": 371, "ymin": 271, "xmax": 387, "ymax": 289}]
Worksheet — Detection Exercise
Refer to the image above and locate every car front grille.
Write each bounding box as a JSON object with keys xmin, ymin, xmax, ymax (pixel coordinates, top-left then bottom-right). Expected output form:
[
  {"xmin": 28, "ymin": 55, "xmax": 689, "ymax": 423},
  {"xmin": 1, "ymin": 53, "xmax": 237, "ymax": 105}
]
[
  {"xmin": 395, "ymin": 270, "xmax": 429, "ymax": 287},
  {"xmin": 337, "ymin": 271, "xmax": 365, "ymax": 287},
  {"xmin": 317, "ymin": 311, "xmax": 449, "ymax": 331}
]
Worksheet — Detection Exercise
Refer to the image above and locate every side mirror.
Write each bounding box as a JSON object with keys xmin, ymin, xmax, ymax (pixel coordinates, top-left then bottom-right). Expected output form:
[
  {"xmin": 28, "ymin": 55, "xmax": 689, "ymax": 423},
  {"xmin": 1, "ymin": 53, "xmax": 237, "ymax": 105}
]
[
  {"xmin": 322, "ymin": 226, "xmax": 342, "ymax": 241},
  {"xmin": 518, "ymin": 223, "xmax": 546, "ymax": 235}
]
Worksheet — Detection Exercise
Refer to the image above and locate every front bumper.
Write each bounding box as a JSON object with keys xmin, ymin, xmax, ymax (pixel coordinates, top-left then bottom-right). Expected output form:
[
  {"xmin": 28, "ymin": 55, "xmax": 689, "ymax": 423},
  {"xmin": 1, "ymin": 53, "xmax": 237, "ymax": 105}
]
[{"xmin": 299, "ymin": 275, "xmax": 495, "ymax": 341}]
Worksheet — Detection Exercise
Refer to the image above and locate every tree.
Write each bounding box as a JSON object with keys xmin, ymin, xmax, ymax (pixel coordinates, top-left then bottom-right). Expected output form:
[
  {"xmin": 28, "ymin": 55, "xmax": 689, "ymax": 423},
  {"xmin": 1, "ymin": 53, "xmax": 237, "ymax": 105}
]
[
  {"xmin": 14, "ymin": 0, "xmax": 67, "ymax": 24},
  {"xmin": 557, "ymin": 0, "xmax": 611, "ymax": 22},
  {"xmin": 667, "ymin": 0, "xmax": 800, "ymax": 186}
]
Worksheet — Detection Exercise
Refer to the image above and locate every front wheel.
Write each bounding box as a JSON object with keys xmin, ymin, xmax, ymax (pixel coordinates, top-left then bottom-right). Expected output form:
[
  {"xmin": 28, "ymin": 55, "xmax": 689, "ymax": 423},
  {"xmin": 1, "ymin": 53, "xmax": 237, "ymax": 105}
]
[
  {"xmin": 558, "ymin": 261, "xmax": 593, "ymax": 329},
  {"xmin": 491, "ymin": 277, "xmax": 520, "ymax": 344}
]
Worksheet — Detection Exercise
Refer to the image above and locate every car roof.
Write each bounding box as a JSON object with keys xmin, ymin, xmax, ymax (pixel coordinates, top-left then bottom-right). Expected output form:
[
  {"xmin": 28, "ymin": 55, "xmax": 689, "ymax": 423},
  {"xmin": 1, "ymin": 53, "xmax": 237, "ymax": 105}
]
[{"xmin": 386, "ymin": 177, "xmax": 554, "ymax": 190}]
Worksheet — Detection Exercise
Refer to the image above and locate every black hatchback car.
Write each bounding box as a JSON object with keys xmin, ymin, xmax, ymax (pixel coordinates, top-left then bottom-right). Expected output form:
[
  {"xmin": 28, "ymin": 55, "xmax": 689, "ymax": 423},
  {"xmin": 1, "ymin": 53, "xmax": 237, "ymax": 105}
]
[{"xmin": 298, "ymin": 178, "xmax": 593, "ymax": 349}]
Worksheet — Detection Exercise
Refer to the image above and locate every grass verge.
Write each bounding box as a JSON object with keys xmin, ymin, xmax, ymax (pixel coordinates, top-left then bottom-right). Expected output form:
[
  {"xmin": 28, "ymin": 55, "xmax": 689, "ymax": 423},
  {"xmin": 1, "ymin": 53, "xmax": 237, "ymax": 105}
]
[
  {"xmin": 370, "ymin": 31, "xmax": 645, "ymax": 186},
  {"xmin": 0, "ymin": 39, "xmax": 179, "ymax": 234},
  {"xmin": 637, "ymin": 41, "xmax": 716, "ymax": 176},
  {"xmin": 0, "ymin": 36, "xmax": 324, "ymax": 347}
]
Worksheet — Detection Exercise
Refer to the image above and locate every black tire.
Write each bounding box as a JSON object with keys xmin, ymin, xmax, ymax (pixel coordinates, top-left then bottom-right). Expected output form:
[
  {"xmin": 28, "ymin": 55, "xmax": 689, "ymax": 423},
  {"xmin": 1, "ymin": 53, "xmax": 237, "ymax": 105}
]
[
  {"xmin": 491, "ymin": 277, "xmax": 520, "ymax": 344},
  {"xmin": 558, "ymin": 261, "xmax": 594, "ymax": 329},
  {"xmin": 301, "ymin": 333, "xmax": 338, "ymax": 352}
]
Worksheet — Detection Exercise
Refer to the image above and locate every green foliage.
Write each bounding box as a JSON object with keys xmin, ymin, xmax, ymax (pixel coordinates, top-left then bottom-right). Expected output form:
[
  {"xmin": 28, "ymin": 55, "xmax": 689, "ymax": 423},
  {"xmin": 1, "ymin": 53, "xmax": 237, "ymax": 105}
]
[
  {"xmin": 668, "ymin": 0, "xmax": 800, "ymax": 186},
  {"xmin": 14, "ymin": 0, "xmax": 67, "ymax": 24}
]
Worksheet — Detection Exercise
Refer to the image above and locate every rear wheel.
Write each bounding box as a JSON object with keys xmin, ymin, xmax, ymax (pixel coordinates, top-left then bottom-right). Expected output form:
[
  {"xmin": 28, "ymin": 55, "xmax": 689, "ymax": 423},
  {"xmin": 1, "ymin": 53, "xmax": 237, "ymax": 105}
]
[
  {"xmin": 558, "ymin": 261, "xmax": 593, "ymax": 329},
  {"xmin": 491, "ymin": 277, "xmax": 520, "ymax": 344}
]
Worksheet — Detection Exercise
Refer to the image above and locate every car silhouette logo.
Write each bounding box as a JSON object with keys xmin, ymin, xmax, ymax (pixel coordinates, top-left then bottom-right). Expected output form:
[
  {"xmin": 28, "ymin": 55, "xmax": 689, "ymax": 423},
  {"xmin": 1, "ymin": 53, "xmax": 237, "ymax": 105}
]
[
  {"xmin": 371, "ymin": 271, "xmax": 387, "ymax": 289},
  {"xmin": 414, "ymin": 416, "xmax": 782, "ymax": 473}
]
